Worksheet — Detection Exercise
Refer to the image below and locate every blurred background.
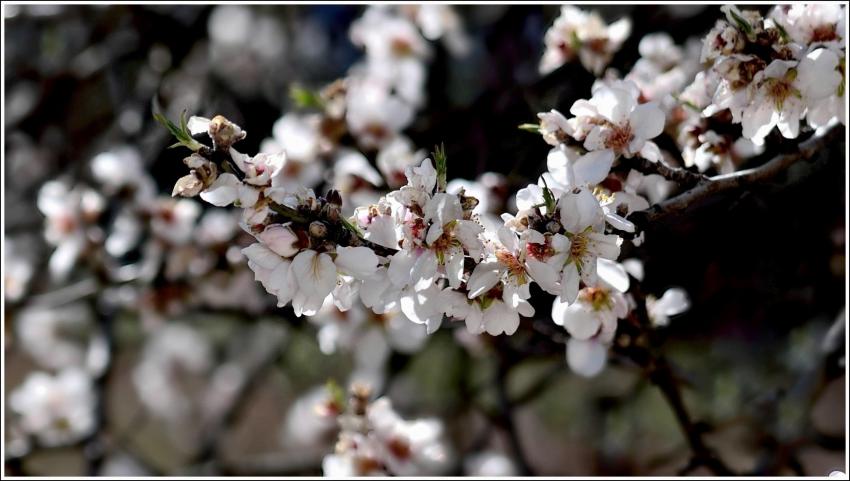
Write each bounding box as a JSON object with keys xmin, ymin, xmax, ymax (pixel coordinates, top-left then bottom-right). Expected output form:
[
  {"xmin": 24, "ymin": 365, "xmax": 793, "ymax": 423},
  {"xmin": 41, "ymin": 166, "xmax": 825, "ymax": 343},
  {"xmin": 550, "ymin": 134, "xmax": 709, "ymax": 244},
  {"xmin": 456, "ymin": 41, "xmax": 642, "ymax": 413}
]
[{"xmin": 3, "ymin": 4, "xmax": 846, "ymax": 476}]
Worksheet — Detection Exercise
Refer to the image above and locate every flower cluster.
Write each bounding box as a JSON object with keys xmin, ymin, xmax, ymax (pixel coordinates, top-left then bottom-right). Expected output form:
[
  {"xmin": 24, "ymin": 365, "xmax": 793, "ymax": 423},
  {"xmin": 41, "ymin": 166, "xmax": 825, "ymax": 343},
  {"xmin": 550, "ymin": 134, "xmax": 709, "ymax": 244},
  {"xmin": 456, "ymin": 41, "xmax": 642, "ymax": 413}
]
[
  {"xmin": 698, "ymin": 4, "xmax": 845, "ymax": 144},
  {"xmin": 540, "ymin": 6, "xmax": 632, "ymax": 75},
  {"xmin": 322, "ymin": 384, "xmax": 452, "ymax": 476}
]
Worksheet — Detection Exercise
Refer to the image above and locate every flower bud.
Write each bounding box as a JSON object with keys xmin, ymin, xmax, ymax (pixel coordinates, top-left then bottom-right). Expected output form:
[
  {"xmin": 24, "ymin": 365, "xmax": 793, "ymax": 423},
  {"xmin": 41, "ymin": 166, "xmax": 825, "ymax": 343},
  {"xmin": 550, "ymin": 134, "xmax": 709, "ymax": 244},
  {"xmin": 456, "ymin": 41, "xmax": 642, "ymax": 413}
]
[
  {"xmin": 208, "ymin": 115, "xmax": 246, "ymax": 150},
  {"xmin": 309, "ymin": 221, "xmax": 328, "ymax": 239},
  {"xmin": 171, "ymin": 174, "xmax": 204, "ymax": 197}
]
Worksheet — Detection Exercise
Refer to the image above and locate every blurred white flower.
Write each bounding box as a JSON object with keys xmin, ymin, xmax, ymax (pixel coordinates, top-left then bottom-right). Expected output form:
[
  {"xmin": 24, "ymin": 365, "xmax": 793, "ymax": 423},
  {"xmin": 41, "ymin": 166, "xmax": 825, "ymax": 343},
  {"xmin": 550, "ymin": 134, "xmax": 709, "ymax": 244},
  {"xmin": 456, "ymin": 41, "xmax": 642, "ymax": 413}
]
[
  {"xmin": 10, "ymin": 368, "xmax": 95, "ymax": 447},
  {"xmin": 540, "ymin": 6, "xmax": 631, "ymax": 75}
]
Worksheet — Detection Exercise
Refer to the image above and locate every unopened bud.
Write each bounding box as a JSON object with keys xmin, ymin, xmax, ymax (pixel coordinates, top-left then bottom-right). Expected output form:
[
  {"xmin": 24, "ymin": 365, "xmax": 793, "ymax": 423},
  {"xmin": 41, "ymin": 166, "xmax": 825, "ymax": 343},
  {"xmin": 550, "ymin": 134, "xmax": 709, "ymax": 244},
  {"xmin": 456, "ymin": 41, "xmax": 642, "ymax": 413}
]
[
  {"xmin": 171, "ymin": 174, "xmax": 204, "ymax": 197},
  {"xmin": 325, "ymin": 189, "xmax": 343, "ymax": 207},
  {"xmin": 309, "ymin": 221, "xmax": 328, "ymax": 239},
  {"xmin": 546, "ymin": 220, "xmax": 562, "ymax": 233},
  {"xmin": 208, "ymin": 115, "xmax": 246, "ymax": 150}
]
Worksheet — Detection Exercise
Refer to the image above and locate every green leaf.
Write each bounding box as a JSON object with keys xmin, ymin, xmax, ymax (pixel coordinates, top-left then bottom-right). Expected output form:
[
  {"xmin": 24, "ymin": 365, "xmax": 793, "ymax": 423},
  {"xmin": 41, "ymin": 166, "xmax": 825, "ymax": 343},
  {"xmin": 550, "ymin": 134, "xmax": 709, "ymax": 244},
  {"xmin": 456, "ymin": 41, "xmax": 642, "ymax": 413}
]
[
  {"xmin": 153, "ymin": 108, "xmax": 203, "ymax": 152},
  {"xmin": 518, "ymin": 123, "xmax": 541, "ymax": 133},
  {"xmin": 541, "ymin": 176, "xmax": 556, "ymax": 213},
  {"xmin": 340, "ymin": 216, "xmax": 363, "ymax": 237},
  {"xmin": 290, "ymin": 85, "xmax": 325, "ymax": 109},
  {"xmin": 433, "ymin": 142, "xmax": 448, "ymax": 193},
  {"xmin": 727, "ymin": 7, "xmax": 755, "ymax": 39},
  {"xmin": 325, "ymin": 379, "xmax": 346, "ymax": 410}
]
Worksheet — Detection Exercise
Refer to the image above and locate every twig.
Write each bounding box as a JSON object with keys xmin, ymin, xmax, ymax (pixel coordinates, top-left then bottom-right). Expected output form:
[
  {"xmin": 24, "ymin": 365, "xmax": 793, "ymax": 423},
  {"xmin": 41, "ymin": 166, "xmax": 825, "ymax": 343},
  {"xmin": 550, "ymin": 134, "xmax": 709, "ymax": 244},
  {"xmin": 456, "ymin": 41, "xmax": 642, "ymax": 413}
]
[
  {"xmin": 493, "ymin": 338, "xmax": 534, "ymax": 476},
  {"xmin": 629, "ymin": 126, "xmax": 843, "ymax": 229},
  {"xmin": 619, "ymin": 156, "xmax": 709, "ymax": 187},
  {"xmin": 646, "ymin": 354, "xmax": 734, "ymax": 476}
]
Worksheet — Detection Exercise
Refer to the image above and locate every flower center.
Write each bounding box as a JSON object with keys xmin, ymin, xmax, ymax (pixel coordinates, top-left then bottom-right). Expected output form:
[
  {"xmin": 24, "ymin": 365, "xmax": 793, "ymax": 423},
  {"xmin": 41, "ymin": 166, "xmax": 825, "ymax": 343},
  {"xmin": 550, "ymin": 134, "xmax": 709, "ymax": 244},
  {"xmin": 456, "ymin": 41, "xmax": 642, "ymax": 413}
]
[
  {"xmin": 570, "ymin": 232, "xmax": 589, "ymax": 262},
  {"xmin": 495, "ymin": 249, "xmax": 525, "ymax": 280},
  {"xmin": 810, "ymin": 24, "xmax": 838, "ymax": 43},
  {"xmin": 605, "ymin": 123, "xmax": 634, "ymax": 154},
  {"xmin": 579, "ymin": 287, "xmax": 612, "ymax": 311},
  {"xmin": 386, "ymin": 437, "xmax": 412, "ymax": 460},
  {"xmin": 763, "ymin": 77, "xmax": 798, "ymax": 110},
  {"xmin": 391, "ymin": 38, "xmax": 414, "ymax": 57},
  {"xmin": 526, "ymin": 239, "xmax": 554, "ymax": 260}
]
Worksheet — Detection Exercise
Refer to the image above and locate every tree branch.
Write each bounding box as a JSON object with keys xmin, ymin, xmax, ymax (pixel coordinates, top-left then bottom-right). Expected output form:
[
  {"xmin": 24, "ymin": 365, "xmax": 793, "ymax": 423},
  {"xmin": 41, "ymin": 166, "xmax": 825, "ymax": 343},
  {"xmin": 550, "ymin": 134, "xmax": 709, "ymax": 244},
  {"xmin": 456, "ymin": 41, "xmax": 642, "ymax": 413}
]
[
  {"xmin": 628, "ymin": 126, "xmax": 843, "ymax": 229},
  {"xmin": 619, "ymin": 156, "xmax": 709, "ymax": 187}
]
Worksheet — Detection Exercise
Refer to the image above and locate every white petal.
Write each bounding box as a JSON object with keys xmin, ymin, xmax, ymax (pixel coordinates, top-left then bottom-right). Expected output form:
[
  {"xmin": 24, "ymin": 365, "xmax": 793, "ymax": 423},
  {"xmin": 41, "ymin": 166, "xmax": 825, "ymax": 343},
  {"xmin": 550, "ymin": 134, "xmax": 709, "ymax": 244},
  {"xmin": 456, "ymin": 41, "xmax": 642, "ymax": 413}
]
[
  {"xmin": 187, "ymin": 116, "xmax": 211, "ymax": 135},
  {"xmin": 200, "ymin": 173, "xmax": 241, "ymax": 206},
  {"xmin": 388, "ymin": 250, "xmax": 416, "ymax": 287},
  {"xmin": 335, "ymin": 246, "xmax": 379, "ymax": 279},
  {"xmin": 597, "ymin": 258, "xmax": 630, "ymax": 292},
  {"xmin": 560, "ymin": 263, "xmax": 580, "ymax": 304},
  {"xmin": 467, "ymin": 262, "xmax": 502, "ymax": 298},
  {"xmin": 445, "ymin": 248, "xmax": 465, "ymax": 289},
  {"xmin": 573, "ymin": 150, "xmax": 615, "ymax": 186},
  {"xmin": 566, "ymin": 339, "xmax": 607, "ymax": 377},
  {"xmin": 562, "ymin": 305, "xmax": 601, "ymax": 340},
  {"xmin": 629, "ymin": 102, "xmax": 665, "ymax": 141},
  {"xmin": 526, "ymin": 257, "xmax": 560, "ymax": 295},
  {"xmin": 242, "ymin": 242, "xmax": 283, "ymax": 270}
]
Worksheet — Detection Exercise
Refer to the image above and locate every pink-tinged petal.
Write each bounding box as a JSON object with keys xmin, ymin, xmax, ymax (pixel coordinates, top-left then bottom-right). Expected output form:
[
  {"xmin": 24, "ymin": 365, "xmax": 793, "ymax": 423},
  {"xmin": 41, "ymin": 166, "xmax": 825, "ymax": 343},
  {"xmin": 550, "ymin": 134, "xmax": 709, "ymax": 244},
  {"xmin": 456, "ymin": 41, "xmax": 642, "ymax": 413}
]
[{"xmin": 257, "ymin": 224, "xmax": 299, "ymax": 258}]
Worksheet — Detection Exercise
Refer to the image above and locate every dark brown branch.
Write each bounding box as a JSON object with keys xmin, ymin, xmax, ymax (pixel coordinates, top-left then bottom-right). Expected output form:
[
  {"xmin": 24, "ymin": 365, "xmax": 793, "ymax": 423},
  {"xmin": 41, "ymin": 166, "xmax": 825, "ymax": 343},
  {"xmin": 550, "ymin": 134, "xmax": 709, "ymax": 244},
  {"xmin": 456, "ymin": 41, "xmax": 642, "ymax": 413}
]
[
  {"xmin": 619, "ymin": 156, "xmax": 709, "ymax": 187},
  {"xmin": 628, "ymin": 126, "xmax": 843, "ymax": 229}
]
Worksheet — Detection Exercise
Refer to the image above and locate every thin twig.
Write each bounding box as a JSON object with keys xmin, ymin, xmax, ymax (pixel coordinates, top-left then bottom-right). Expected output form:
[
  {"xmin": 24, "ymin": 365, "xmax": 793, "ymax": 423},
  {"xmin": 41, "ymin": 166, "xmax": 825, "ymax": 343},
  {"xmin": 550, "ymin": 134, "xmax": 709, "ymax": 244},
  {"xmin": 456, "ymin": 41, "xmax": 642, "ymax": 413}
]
[
  {"xmin": 629, "ymin": 126, "xmax": 843, "ymax": 229},
  {"xmin": 619, "ymin": 156, "xmax": 709, "ymax": 187}
]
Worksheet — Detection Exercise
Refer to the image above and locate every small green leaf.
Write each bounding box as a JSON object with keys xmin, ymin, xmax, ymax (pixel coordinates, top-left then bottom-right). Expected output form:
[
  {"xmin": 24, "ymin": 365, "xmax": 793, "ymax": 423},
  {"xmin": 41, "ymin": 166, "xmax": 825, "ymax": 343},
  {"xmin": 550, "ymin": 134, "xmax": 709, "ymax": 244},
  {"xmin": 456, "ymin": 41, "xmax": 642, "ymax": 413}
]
[
  {"xmin": 325, "ymin": 379, "xmax": 346, "ymax": 410},
  {"xmin": 541, "ymin": 177, "xmax": 556, "ymax": 213},
  {"xmin": 727, "ymin": 8, "xmax": 755, "ymax": 39},
  {"xmin": 433, "ymin": 143, "xmax": 448, "ymax": 193},
  {"xmin": 290, "ymin": 85, "xmax": 325, "ymax": 109},
  {"xmin": 340, "ymin": 216, "xmax": 363, "ymax": 237},
  {"xmin": 153, "ymin": 109, "xmax": 203, "ymax": 151},
  {"xmin": 518, "ymin": 123, "xmax": 541, "ymax": 133}
]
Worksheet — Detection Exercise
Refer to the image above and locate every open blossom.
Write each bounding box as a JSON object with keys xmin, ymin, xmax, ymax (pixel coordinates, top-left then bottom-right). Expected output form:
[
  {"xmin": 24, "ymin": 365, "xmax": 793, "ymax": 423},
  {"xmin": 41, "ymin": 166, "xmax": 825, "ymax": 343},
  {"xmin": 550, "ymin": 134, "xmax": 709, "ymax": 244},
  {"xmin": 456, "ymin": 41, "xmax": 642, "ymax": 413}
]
[
  {"xmin": 646, "ymin": 287, "xmax": 691, "ymax": 327},
  {"xmin": 38, "ymin": 180, "xmax": 104, "ymax": 280},
  {"xmin": 242, "ymin": 236, "xmax": 380, "ymax": 317},
  {"xmin": 742, "ymin": 48, "xmax": 840, "ymax": 142},
  {"xmin": 553, "ymin": 269, "xmax": 630, "ymax": 377},
  {"xmin": 10, "ymin": 368, "xmax": 96, "ymax": 447},
  {"xmin": 444, "ymin": 292, "xmax": 527, "ymax": 336},
  {"xmin": 366, "ymin": 398, "xmax": 451, "ymax": 476},
  {"xmin": 133, "ymin": 322, "xmax": 212, "ymax": 420},
  {"xmin": 771, "ymin": 4, "xmax": 845, "ymax": 48},
  {"xmin": 528, "ymin": 187, "xmax": 622, "ymax": 304},
  {"xmin": 566, "ymin": 80, "xmax": 665, "ymax": 163},
  {"xmin": 324, "ymin": 389, "xmax": 451, "ymax": 477},
  {"xmin": 384, "ymin": 159, "xmax": 484, "ymax": 294},
  {"xmin": 540, "ymin": 6, "xmax": 631, "ymax": 75}
]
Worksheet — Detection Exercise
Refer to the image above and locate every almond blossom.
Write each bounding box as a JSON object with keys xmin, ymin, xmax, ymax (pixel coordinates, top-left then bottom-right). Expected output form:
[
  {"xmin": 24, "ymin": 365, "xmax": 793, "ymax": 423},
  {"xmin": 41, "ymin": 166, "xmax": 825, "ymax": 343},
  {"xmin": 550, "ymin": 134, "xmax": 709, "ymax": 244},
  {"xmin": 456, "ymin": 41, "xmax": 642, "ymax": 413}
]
[
  {"xmin": 540, "ymin": 6, "xmax": 631, "ymax": 75},
  {"xmin": 566, "ymin": 80, "xmax": 666, "ymax": 163}
]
